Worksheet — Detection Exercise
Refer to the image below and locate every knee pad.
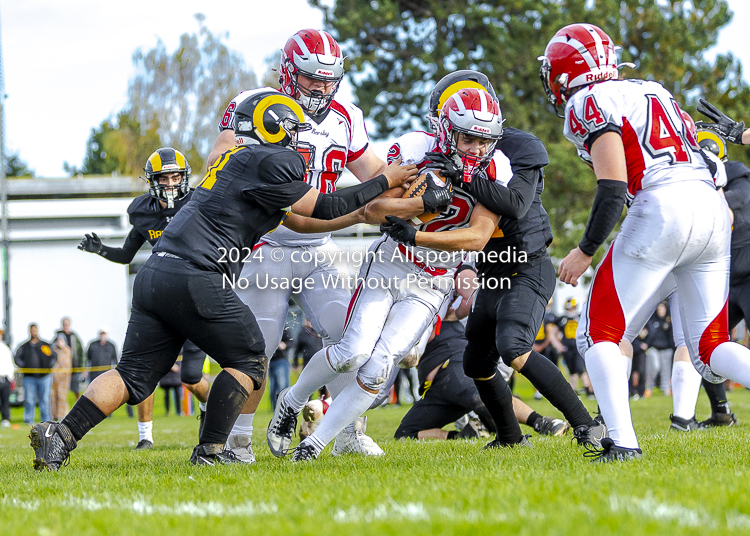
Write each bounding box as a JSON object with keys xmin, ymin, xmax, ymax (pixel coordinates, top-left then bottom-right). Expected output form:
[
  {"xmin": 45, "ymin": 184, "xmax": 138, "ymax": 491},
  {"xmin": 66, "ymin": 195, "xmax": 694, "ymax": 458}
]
[
  {"xmin": 357, "ymin": 355, "xmax": 393, "ymax": 391},
  {"xmin": 394, "ymin": 426, "xmax": 419, "ymax": 439},
  {"xmin": 221, "ymin": 353, "xmax": 268, "ymax": 391},
  {"xmin": 117, "ymin": 367, "xmax": 160, "ymax": 406},
  {"xmin": 463, "ymin": 355, "xmax": 497, "ymax": 380},
  {"xmin": 180, "ymin": 357, "xmax": 205, "ymax": 386}
]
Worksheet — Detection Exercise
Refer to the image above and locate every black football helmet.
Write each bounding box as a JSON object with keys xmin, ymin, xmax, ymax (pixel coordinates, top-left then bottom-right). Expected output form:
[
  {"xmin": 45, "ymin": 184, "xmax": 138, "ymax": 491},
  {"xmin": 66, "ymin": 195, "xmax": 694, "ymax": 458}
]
[
  {"xmin": 233, "ymin": 89, "xmax": 311, "ymax": 150},
  {"xmin": 427, "ymin": 70, "xmax": 497, "ymax": 132},
  {"xmin": 144, "ymin": 148, "xmax": 191, "ymax": 209},
  {"xmin": 697, "ymin": 129, "xmax": 728, "ymax": 162}
]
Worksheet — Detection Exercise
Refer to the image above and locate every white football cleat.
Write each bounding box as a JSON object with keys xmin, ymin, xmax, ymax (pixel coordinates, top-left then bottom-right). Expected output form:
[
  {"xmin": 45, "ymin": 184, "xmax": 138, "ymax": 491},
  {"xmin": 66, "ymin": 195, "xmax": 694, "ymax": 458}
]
[
  {"xmin": 331, "ymin": 416, "xmax": 385, "ymax": 457},
  {"xmin": 225, "ymin": 433, "xmax": 256, "ymax": 464},
  {"xmin": 300, "ymin": 397, "xmax": 330, "ymax": 440}
]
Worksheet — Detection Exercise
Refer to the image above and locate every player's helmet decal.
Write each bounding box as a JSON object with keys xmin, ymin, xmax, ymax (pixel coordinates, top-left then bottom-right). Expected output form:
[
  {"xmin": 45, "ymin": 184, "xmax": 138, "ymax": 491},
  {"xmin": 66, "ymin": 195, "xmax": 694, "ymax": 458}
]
[
  {"xmin": 697, "ymin": 129, "xmax": 728, "ymax": 162},
  {"xmin": 279, "ymin": 29, "xmax": 345, "ymax": 116},
  {"xmin": 428, "ymin": 70, "xmax": 497, "ymax": 134},
  {"xmin": 233, "ymin": 89, "xmax": 311, "ymax": 151},
  {"xmin": 144, "ymin": 147, "xmax": 191, "ymax": 209},
  {"xmin": 437, "ymin": 88, "xmax": 504, "ymax": 183}
]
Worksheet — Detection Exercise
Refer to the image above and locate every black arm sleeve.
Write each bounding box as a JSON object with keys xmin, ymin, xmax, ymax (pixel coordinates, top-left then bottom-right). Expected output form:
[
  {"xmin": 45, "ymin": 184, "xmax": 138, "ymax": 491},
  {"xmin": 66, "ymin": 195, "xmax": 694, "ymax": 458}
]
[
  {"xmin": 98, "ymin": 228, "xmax": 146, "ymax": 264},
  {"xmin": 310, "ymin": 175, "xmax": 389, "ymax": 220},
  {"xmin": 467, "ymin": 167, "xmax": 541, "ymax": 220},
  {"xmin": 578, "ymin": 180, "xmax": 628, "ymax": 256}
]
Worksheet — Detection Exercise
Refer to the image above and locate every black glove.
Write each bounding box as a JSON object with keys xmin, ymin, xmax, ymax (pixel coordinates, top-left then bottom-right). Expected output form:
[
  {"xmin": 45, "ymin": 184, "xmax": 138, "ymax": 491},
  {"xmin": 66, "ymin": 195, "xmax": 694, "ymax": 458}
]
[
  {"xmin": 78, "ymin": 232, "xmax": 102, "ymax": 254},
  {"xmin": 421, "ymin": 173, "xmax": 453, "ymax": 213},
  {"xmin": 423, "ymin": 151, "xmax": 462, "ymax": 185},
  {"xmin": 380, "ymin": 215, "xmax": 417, "ymax": 246},
  {"xmin": 696, "ymin": 98, "xmax": 745, "ymax": 145}
]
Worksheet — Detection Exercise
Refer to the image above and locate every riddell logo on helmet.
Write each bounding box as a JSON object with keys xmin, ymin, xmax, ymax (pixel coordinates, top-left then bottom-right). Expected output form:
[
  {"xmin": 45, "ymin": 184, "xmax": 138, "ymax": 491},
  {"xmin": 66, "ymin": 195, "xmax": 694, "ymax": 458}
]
[
  {"xmin": 316, "ymin": 69, "xmax": 335, "ymax": 76},
  {"xmin": 471, "ymin": 125, "xmax": 491, "ymax": 134},
  {"xmin": 586, "ymin": 72, "xmax": 614, "ymax": 82}
]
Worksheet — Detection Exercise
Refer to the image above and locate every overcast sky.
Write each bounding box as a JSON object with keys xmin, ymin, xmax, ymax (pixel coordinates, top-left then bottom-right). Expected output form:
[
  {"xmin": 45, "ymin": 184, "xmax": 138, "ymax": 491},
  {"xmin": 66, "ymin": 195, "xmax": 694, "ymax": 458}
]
[{"xmin": 3, "ymin": 0, "xmax": 749, "ymax": 178}]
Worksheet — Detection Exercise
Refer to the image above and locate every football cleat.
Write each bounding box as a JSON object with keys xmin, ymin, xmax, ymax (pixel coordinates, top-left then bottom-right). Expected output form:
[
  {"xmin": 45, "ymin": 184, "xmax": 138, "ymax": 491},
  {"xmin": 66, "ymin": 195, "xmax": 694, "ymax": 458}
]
[
  {"xmin": 699, "ymin": 411, "xmax": 738, "ymax": 428},
  {"xmin": 669, "ymin": 414, "xmax": 702, "ymax": 432},
  {"xmin": 135, "ymin": 439, "xmax": 154, "ymax": 450},
  {"xmin": 300, "ymin": 397, "xmax": 329, "ymax": 441},
  {"xmin": 584, "ymin": 437, "xmax": 642, "ymax": 463},
  {"xmin": 266, "ymin": 386, "xmax": 299, "ymax": 457},
  {"xmin": 291, "ymin": 441, "xmax": 320, "ymax": 462},
  {"xmin": 457, "ymin": 421, "xmax": 480, "ymax": 439},
  {"xmin": 29, "ymin": 421, "xmax": 77, "ymax": 472},
  {"xmin": 332, "ymin": 417, "xmax": 385, "ymax": 456},
  {"xmin": 225, "ymin": 434, "xmax": 256, "ymax": 464},
  {"xmin": 484, "ymin": 434, "xmax": 533, "ymax": 449},
  {"xmin": 190, "ymin": 443, "xmax": 241, "ymax": 466},
  {"xmin": 573, "ymin": 421, "xmax": 608, "ymax": 448},
  {"xmin": 534, "ymin": 416, "xmax": 571, "ymax": 437}
]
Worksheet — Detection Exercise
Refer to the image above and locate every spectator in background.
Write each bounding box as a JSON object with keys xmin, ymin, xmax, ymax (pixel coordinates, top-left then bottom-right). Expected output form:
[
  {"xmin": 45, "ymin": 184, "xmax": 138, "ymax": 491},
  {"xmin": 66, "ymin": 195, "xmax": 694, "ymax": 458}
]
[
  {"xmin": 50, "ymin": 334, "xmax": 72, "ymax": 420},
  {"xmin": 630, "ymin": 328, "xmax": 649, "ymax": 399},
  {"xmin": 86, "ymin": 327, "xmax": 118, "ymax": 384},
  {"xmin": 0, "ymin": 327, "xmax": 14, "ymax": 428},
  {"xmin": 159, "ymin": 362, "xmax": 182, "ymax": 416},
  {"xmin": 269, "ymin": 328, "xmax": 293, "ymax": 410},
  {"xmin": 15, "ymin": 323, "xmax": 55, "ymax": 425},
  {"xmin": 293, "ymin": 319, "xmax": 323, "ymax": 370},
  {"xmin": 533, "ymin": 301, "xmax": 566, "ymax": 367},
  {"xmin": 55, "ymin": 317, "xmax": 85, "ymax": 401},
  {"xmin": 644, "ymin": 302, "xmax": 674, "ymax": 397}
]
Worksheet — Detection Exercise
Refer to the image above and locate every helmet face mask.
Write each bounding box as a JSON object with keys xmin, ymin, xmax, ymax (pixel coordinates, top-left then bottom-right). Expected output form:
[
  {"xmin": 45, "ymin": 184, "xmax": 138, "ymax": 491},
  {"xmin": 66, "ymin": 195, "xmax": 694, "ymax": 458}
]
[
  {"xmin": 436, "ymin": 88, "xmax": 504, "ymax": 183},
  {"xmin": 279, "ymin": 29, "xmax": 345, "ymax": 116},
  {"xmin": 144, "ymin": 148, "xmax": 191, "ymax": 209},
  {"xmin": 234, "ymin": 90, "xmax": 311, "ymax": 150}
]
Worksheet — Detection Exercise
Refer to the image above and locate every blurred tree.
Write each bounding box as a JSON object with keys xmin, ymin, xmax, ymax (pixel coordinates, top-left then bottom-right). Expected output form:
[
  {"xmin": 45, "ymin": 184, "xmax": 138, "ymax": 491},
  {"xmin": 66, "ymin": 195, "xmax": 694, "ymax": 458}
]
[
  {"xmin": 5, "ymin": 152, "xmax": 34, "ymax": 178},
  {"xmin": 127, "ymin": 13, "xmax": 258, "ymax": 174},
  {"xmin": 309, "ymin": 0, "xmax": 747, "ymax": 258}
]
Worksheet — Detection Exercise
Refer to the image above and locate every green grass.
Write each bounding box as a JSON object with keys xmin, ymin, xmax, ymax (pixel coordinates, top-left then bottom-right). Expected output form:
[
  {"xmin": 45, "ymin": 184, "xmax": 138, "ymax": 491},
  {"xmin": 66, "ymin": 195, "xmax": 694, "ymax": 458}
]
[{"xmin": 1, "ymin": 379, "xmax": 750, "ymax": 536}]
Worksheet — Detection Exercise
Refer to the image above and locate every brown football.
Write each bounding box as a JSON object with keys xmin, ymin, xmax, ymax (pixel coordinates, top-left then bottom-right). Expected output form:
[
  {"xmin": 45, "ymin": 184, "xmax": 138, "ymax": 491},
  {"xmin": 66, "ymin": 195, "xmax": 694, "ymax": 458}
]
[{"xmin": 401, "ymin": 170, "xmax": 447, "ymax": 224}]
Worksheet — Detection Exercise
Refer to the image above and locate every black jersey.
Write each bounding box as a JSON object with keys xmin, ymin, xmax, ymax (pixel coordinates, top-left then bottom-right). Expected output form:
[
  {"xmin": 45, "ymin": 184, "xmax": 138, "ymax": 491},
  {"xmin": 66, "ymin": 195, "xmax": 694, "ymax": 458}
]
[
  {"xmin": 556, "ymin": 315, "xmax": 579, "ymax": 346},
  {"xmin": 417, "ymin": 321, "xmax": 467, "ymax": 386},
  {"xmin": 723, "ymin": 161, "xmax": 750, "ymax": 285},
  {"xmin": 465, "ymin": 128, "xmax": 553, "ymax": 278},
  {"xmin": 98, "ymin": 191, "xmax": 193, "ymax": 264},
  {"xmin": 154, "ymin": 144, "xmax": 311, "ymax": 278}
]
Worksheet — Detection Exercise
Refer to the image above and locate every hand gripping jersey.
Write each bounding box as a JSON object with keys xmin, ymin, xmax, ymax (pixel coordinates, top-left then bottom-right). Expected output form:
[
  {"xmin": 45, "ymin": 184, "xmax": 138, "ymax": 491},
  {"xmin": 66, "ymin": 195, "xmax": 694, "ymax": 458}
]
[
  {"xmin": 385, "ymin": 131, "xmax": 513, "ymax": 270},
  {"xmin": 563, "ymin": 79, "xmax": 714, "ymax": 195},
  {"xmin": 219, "ymin": 89, "xmax": 370, "ymax": 246}
]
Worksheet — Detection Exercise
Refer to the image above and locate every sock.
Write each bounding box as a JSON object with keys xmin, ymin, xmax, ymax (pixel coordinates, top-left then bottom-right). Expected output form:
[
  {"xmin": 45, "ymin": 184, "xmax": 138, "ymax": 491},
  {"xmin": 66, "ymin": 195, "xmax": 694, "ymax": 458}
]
[
  {"xmin": 326, "ymin": 371, "xmax": 358, "ymax": 399},
  {"xmin": 671, "ymin": 361, "xmax": 702, "ymax": 420},
  {"xmin": 306, "ymin": 379, "xmax": 377, "ymax": 451},
  {"xmin": 584, "ymin": 342, "xmax": 639, "ymax": 449},
  {"xmin": 138, "ymin": 420, "xmax": 154, "ymax": 442},
  {"xmin": 229, "ymin": 412, "xmax": 255, "ymax": 437},
  {"xmin": 525, "ymin": 411, "xmax": 542, "ymax": 430},
  {"xmin": 446, "ymin": 430, "xmax": 458, "ymax": 439},
  {"xmin": 62, "ymin": 396, "xmax": 108, "ymax": 441},
  {"xmin": 701, "ymin": 378, "xmax": 730, "ymax": 414},
  {"xmin": 286, "ymin": 347, "xmax": 339, "ymax": 412},
  {"xmin": 520, "ymin": 351, "xmax": 594, "ymax": 428},
  {"xmin": 474, "ymin": 374, "xmax": 522, "ymax": 444},
  {"xmin": 199, "ymin": 371, "xmax": 250, "ymax": 445},
  {"xmin": 198, "ymin": 400, "xmax": 207, "ymax": 412},
  {"xmin": 707, "ymin": 342, "xmax": 750, "ymax": 391}
]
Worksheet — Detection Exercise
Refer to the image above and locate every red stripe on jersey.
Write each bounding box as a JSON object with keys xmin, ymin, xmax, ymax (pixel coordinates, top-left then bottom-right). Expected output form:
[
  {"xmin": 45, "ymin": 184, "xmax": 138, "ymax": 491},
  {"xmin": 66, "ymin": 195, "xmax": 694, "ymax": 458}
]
[
  {"xmin": 698, "ymin": 300, "xmax": 730, "ymax": 366},
  {"xmin": 621, "ymin": 118, "xmax": 645, "ymax": 195},
  {"xmin": 329, "ymin": 101, "xmax": 352, "ymax": 129},
  {"xmin": 586, "ymin": 245, "xmax": 626, "ymax": 345},
  {"xmin": 347, "ymin": 144, "xmax": 366, "ymax": 162},
  {"xmin": 343, "ymin": 281, "xmax": 363, "ymax": 334},
  {"xmin": 252, "ymin": 241, "xmax": 267, "ymax": 251}
]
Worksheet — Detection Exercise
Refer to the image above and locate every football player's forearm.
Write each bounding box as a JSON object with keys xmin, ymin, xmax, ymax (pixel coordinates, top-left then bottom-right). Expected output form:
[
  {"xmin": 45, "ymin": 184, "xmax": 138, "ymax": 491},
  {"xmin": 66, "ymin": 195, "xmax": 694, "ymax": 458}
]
[
  {"xmin": 283, "ymin": 210, "xmax": 365, "ymax": 233},
  {"xmin": 364, "ymin": 198, "xmax": 424, "ymax": 224}
]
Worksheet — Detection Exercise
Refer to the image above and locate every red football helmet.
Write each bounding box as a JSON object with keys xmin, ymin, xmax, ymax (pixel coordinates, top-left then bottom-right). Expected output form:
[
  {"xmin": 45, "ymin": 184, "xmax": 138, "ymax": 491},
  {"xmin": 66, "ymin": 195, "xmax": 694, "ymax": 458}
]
[
  {"xmin": 539, "ymin": 23, "xmax": 619, "ymax": 111},
  {"xmin": 680, "ymin": 109, "xmax": 698, "ymax": 140},
  {"xmin": 437, "ymin": 88, "xmax": 504, "ymax": 183},
  {"xmin": 279, "ymin": 29, "xmax": 345, "ymax": 116}
]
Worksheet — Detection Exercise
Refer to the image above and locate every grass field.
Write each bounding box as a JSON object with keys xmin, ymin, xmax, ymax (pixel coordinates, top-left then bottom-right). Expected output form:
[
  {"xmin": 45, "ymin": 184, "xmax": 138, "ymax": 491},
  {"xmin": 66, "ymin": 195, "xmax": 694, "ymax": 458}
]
[{"xmin": 1, "ymin": 378, "xmax": 750, "ymax": 536}]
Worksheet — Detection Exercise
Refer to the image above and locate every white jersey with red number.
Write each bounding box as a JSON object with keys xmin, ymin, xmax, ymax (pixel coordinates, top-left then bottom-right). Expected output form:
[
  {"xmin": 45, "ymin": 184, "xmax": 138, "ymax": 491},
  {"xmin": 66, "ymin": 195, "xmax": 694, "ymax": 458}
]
[
  {"xmin": 382, "ymin": 131, "xmax": 513, "ymax": 270},
  {"xmin": 219, "ymin": 89, "xmax": 370, "ymax": 246},
  {"xmin": 563, "ymin": 79, "xmax": 714, "ymax": 196}
]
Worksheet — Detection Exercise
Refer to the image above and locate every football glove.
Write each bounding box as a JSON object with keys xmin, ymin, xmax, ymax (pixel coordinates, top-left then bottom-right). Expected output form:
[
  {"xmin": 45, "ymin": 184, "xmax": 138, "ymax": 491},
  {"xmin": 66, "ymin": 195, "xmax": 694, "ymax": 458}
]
[
  {"xmin": 421, "ymin": 173, "xmax": 453, "ymax": 213},
  {"xmin": 78, "ymin": 233, "xmax": 102, "ymax": 254},
  {"xmin": 380, "ymin": 215, "xmax": 417, "ymax": 246},
  {"xmin": 424, "ymin": 151, "xmax": 462, "ymax": 185},
  {"xmin": 696, "ymin": 98, "xmax": 745, "ymax": 145}
]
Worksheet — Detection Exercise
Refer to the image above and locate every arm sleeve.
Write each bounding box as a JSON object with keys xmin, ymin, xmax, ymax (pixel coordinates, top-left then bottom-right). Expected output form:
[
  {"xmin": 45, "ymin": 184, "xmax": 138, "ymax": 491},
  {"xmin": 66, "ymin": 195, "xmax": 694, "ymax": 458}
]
[
  {"xmin": 98, "ymin": 228, "xmax": 146, "ymax": 264},
  {"xmin": 578, "ymin": 179, "xmax": 628, "ymax": 256},
  {"xmin": 467, "ymin": 167, "xmax": 541, "ymax": 220},
  {"xmin": 243, "ymin": 151, "xmax": 312, "ymax": 209}
]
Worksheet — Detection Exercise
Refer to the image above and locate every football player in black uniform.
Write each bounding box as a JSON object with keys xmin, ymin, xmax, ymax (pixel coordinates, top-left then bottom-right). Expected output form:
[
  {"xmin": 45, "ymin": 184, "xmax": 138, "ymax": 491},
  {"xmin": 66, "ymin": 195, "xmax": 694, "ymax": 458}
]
[
  {"xmin": 384, "ymin": 70, "xmax": 605, "ymax": 448},
  {"xmin": 30, "ymin": 89, "xmax": 417, "ymax": 470},
  {"xmin": 79, "ymin": 148, "xmax": 210, "ymax": 450}
]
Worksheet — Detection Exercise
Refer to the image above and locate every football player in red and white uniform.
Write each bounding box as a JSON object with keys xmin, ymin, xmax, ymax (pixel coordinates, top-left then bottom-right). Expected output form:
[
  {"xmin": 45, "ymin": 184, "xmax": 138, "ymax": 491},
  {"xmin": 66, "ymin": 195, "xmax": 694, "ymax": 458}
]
[
  {"xmin": 206, "ymin": 29, "xmax": 418, "ymax": 462},
  {"xmin": 267, "ymin": 88, "xmax": 504, "ymax": 461},
  {"xmin": 540, "ymin": 23, "xmax": 750, "ymax": 461}
]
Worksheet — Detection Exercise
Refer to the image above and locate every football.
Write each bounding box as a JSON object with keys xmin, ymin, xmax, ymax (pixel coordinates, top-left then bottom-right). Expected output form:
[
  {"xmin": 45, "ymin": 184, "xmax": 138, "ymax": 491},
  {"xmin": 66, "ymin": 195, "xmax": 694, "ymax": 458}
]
[{"xmin": 401, "ymin": 170, "xmax": 447, "ymax": 224}]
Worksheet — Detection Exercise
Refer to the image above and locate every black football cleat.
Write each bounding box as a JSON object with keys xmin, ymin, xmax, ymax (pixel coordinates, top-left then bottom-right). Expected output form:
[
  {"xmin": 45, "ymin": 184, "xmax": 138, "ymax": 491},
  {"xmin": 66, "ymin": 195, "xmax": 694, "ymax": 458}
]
[
  {"xmin": 669, "ymin": 414, "xmax": 702, "ymax": 432},
  {"xmin": 135, "ymin": 439, "xmax": 154, "ymax": 450},
  {"xmin": 584, "ymin": 437, "xmax": 642, "ymax": 463},
  {"xmin": 573, "ymin": 421, "xmax": 608, "ymax": 448},
  {"xmin": 533, "ymin": 417, "xmax": 571, "ymax": 437},
  {"xmin": 484, "ymin": 434, "xmax": 533, "ymax": 449},
  {"xmin": 29, "ymin": 422, "xmax": 77, "ymax": 472},
  {"xmin": 290, "ymin": 442, "xmax": 320, "ymax": 462},
  {"xmin": 699, "ymin": 411, "xmax": 738, "ymax": 428},
  {"xmin": 190, "ymin": 443, "xmax": 241, "ymax": 466}
]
